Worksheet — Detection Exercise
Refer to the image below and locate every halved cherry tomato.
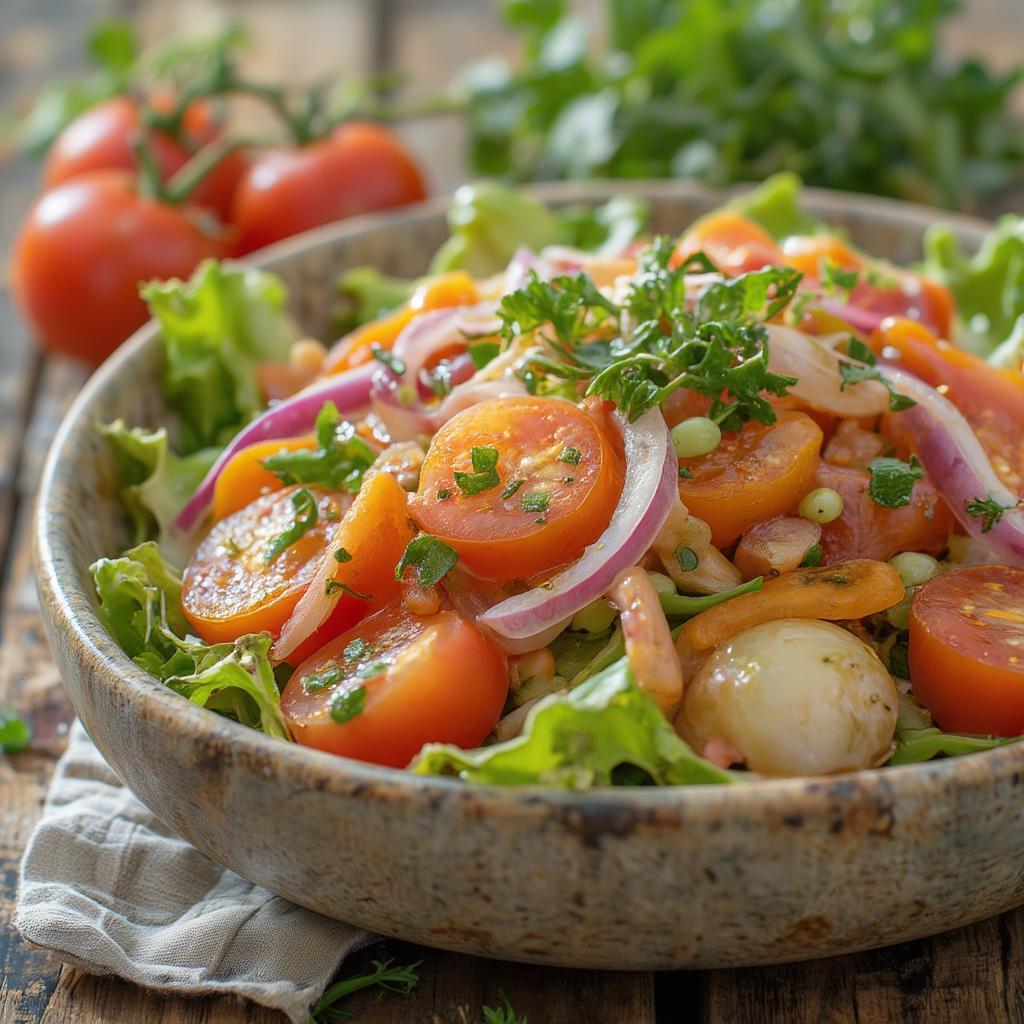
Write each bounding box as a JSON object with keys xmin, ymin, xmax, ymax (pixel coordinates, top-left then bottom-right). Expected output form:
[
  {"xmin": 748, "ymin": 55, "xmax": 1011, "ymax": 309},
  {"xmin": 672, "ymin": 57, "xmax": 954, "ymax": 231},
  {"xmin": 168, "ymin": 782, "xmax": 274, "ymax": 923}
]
[
  {"xmin": 870, "ymin": 317, "xmax": 1024, "ymax": 492},
  {"xmin": 12, "ymin": 170, "xmax": 232, "ymax": 364},
  {"xmin": 182, "ymin": 485, "xmax": 348, "ymax": 644},
  {"xmin": 809, "ymin": 462, "xmax": 953, "ymax": 564},
  {"xmin": 411, "ymin": 396, "xmax": 624, "ymax": 582},
  {"xmin": 674, "ymin": 210, "xmax": 783, "ymax": 275},
  {"xmin": 231, "ymin": 121, "xmax": 426, "ymax": 254},
  {"xmin": 284, "ymin": 471, "xmax": 416, "ymax": 666},
  {"xmin": 282, "ymin": 601, "xmax": 508, "ymax": 767},
  {"xmin": 909, "ymin": 566, "xmax": 1024, "ymax": 735},
  {"xmin": 678, "ymin": 412, "xmax": 823, "ymax": 548},
  {"xmin": 324, "ymin": 270, "xmax": 478, "ymax": 374},
  {"xmin": 42, "ymin": 95, "xmax": 247, "ymax": 221},
  {"xmin": 211, "ymin": 435, "xmax": 316, "ymax": 522},
  {"xmin": 784, "ymin": 235, "xmax": 954, "ymax": 340}
]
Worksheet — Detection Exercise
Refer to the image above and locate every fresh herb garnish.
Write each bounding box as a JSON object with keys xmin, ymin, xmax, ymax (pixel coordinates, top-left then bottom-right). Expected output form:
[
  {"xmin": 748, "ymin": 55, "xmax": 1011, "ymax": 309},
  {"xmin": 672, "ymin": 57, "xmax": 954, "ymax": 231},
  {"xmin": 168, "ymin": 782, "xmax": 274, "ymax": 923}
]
[
  {"xmin": 482, "ymin": 993, "xmax": 528, "ymax": 1024},
  {"xmin": 867, "ymin": 455, "xmax": 925, "ymax": 509},
  {"xmin": 343, "ymin": 638, "xmax": 368, "ymax": 663},
  {"xmin": 800, "ymin": 544, "xmax": 823, "ymax": 568},
  {"xmin": 838, "ymin": 341, "xmax": 916, "ymax": 413},
  {"xmin": 557, "ymin": 446, "xmax": 582, "ymax": 465},
  {"xmin": 0, "ymin": 706, "xmax": 31, "ymax": 753},
  {"xmin": 437, "ymin": 487, "xmax": 453, "ymax": 501},
  {"xmin": 678, "ymin": 465, "xmax": 693, "ymax": 480},
  {"xmin": 520, "ymin": 491, "xmax": 551, "ymax": 514},
  {"xmin": 965, "ymin": 493, "xmax": 1023, "ymax": 532},
  {"xmin": 303, "ymin": 667, "xmax": 343, "ymax": 694},
  {"xmin": 356, "ymin": 661, "xmax": 390, "ymax": 681},
  {"xmin": 454, "ymin": 445, "xmax": 500, "ymax": 495},
  {"xmin": 330, "ymin": 685, "xmax": 366, "ymax": 724},
  {"xmin": 675, "ymin": 546, "xmax": 699, "ymax": 572},
  {"xmin": 325, "ymin": 579, "xmax": 371, "ymax": 600},
  {"xmin": 501, "ymin": 479, "xmax": 524, "ymax": 499},
  {"xmin": 264, "ymin": 488, "xmax": 318, "ymax": 563},
  {"xmin": 263, "ymin": 401, "xmax": 375, "ymax": 494},
  {"xmin": 395, "ymin": 534, "xmax": 459, "ymax": 588},
  {"xmin": 820, "ymin": 257, "xmax": 859, "ymax": 297},
  {"xmin": 308, "ymin": 957, "xmax": 421, "ymax": 1023},
  {"xmin": 371, "ymin": 344, "xmax": 406, "ymax": 378},
  {"xmin": 469, "ymin": 339, "xmax": 501, "ymax": 369},
  {"xmin": 333, "ymin": 547, "xmax": 352, "ymax": 563}
]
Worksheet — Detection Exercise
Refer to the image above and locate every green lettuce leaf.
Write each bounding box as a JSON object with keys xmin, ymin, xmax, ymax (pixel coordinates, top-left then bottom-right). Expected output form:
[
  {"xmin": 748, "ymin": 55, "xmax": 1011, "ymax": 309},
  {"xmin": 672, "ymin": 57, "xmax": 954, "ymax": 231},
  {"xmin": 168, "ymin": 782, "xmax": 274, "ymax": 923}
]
[
  {"xmin": 91, "ymin": 543, "xmax": 289, "ymax": 739},
  {"xmin": 922, "ymin": 214, "xmax": 1024, "ymax": 356},
  {"xmin": 728, "ymin": 172, "xmax": 823, "ymax": 240},
  {"xmin": 98, "ymin": 420, "xmax": 220, "ymax": 549},
  {"xmin": 889, "ymin": 727, "xmax": 1017, "ymax": 765},
  {"xmin": 411, "ymin": 656, "xmax": 733, "ymax": 787},
  {"xmin": 141, "ymin": 259, "xmax": 301, "ymax": 452},
  {"xmin": 333, "ymin": 266, "xmax": 417, "ymax": 334}
]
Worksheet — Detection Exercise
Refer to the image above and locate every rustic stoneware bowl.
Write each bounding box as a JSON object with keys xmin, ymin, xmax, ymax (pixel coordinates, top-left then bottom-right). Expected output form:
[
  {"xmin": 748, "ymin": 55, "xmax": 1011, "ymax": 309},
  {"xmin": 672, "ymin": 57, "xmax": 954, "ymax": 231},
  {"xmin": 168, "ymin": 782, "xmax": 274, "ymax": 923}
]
[{"xmin": 35, "ymin": 182, "xmax": 1024, "ymax": 969}]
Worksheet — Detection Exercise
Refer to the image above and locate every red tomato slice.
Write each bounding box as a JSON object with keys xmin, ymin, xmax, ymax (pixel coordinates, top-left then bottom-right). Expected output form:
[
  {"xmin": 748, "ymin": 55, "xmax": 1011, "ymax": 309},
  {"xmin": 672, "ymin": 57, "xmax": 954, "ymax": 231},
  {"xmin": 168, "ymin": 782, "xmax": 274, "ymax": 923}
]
[
  {"xmin": 182, "ymin": 485, "xmax": 348, "ymax": 644},
  {"xmin": 810, "ymin": 462, "xmax": 953, "ymax": 565},
  {"xmin": 282, "ymin": 601, "xmax": 508, "ymax": 767},
  {"xmin": 410, "ymin": 396, "xmax": 624, "ymax": 582},
  {"xmin": 909, "ymin": 566, "xmax": 1024, "ymax": 735}
]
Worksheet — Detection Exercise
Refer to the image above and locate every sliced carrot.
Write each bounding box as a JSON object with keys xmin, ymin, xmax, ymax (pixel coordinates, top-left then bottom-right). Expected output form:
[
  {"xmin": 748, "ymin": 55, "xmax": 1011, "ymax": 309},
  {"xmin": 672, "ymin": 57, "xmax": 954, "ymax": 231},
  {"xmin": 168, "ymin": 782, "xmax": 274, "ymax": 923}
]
[
  {"xmin": 324, "ymin": 270, "xmax": 479, "ymax": 374},
  {"xmin": 782, "ymin": 234, "xmax": 862, "ymax": 277},
  {"xmin": 680, "ymin": 559, "xmax": 904, "ymax": 652},
  {"xmin": 212, "ymin": 434, "xmax": 316, "ymax": 522}
]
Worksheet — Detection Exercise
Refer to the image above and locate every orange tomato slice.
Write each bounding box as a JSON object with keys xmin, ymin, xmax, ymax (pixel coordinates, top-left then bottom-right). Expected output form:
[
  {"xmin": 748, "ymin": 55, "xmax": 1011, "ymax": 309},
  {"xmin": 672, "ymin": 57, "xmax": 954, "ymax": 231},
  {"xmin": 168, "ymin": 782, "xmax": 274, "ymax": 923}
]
[
  {"xmin": 909, "ymin": 566, "xmax": 1024, "ymax": 735},
  {"xmin": 182, "ymin": 485, "xmax": 348, "ymax": 644},
  {"xmin": 678, "ymin": 411, "xmax": 823, "ymax": 548},
  {"xmin": 212, "ymin": 435, "xmax": 315, "ymax": 522},
  {"xmin": 410, "ymin": 396, "xmax": 624, "ymax": 582},
  {"xmin": 674, "ymin": 210, "xmax": 784, "ymax": 276},
  {"xmin": 324, "ymin": 270, "xmax": 478, "ymax": 374},
  {"xmin": 282, "ymin": 601, "xmax": 508, "ymax": 767}
]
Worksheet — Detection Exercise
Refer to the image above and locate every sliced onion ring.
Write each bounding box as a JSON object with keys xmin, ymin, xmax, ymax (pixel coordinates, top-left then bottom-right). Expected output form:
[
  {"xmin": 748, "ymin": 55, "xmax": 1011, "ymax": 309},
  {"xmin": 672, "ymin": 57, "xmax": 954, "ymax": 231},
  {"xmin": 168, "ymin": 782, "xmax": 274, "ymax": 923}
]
[
  {"xmin": 477, "ymin": 407, "xmax": 678, "ymax": 652},
  {"xmin": 879, "ymin": 365, "xmax": 1024, "ymax": 567},
  {"xmin": 171, "ymin": 363, "xmax": 376, "ymax": 534},
  {"xmin": 392, "ymin": 304, "xmax": 498, "ymax": 391}
]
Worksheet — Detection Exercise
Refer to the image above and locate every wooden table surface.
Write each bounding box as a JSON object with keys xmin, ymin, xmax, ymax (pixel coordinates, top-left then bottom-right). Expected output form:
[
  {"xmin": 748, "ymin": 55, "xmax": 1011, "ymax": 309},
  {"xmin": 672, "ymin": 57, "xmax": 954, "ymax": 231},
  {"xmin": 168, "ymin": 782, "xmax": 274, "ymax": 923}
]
[{"xmin": 2, "ymin": 2, "xmax": 1022, "ymax": 1022}]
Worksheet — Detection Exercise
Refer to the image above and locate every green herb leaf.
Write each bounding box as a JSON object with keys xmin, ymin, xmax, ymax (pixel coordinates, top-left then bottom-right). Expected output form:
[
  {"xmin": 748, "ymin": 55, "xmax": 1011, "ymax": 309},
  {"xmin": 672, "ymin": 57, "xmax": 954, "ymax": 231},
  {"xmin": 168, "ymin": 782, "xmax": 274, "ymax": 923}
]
[
  {"xmin": 371, "ymin": 344, "xmax": 406, "ymax": 377},
  {"xmin": 0, "ymin": 707, "xmax": 31, "ymax": 753},
  {"xmin": 557, "ymin": 446, "xmax": 582, "ymax": 464},
  {"xmin": 482, "ymin": 993, "xmax": 528, "ymax": 1024},
  {"xmin": 838, "ymin": 354, "xmax": 916, "ymax": 413},
  {"xmin": 867, "ymin": 456, "xmax": 925, "ymax": 509},
  {"xmin": 264, "ymin": 488, "xmax": 319, "ymax": 563},
  {"xmin": 343, "ymin": 638, "xmax": 368, "ymax": 663},
  {"xmin": 454, "ymin": 445, "xmax": 501, "ymax": 495},
  {"xmin": 800, "ymin": 544, "xmax": 823, "ymax": 568},
  {"xmin": 333, "ymin": 547, "xmax": 353, "ymax": 563},
  {"xmin": 501, "ymin": 479, "xmax": 525, "ymax": 499},
  {"xmin": 395, "ymin": 535, "xmax": 459, "ymax": 588},
  {"xmin": 890, "ymin": 728, "xmax": 1018, "ymax": 765},
  {"xmin": 330, "ymin": 685, "xmax": 367, "ymax": 724},
  {"xmin": 325, "ymin": 580, "xmax": 371, "ymax": 600},
  {"xmin": 303, "ymin": 668, "xmax": 343, "ymax": 694},
  {"xmin": 263, "ymin": 401, "xmax": 375, "ymax": 494},
  {"xmin": 965, "ymin": 493, "xmax": 1022, "ymax": 532},
  {"xmin": 308, "ymin": 957, "xmax": 422, "ymax": 1024},
  {"xmin": 469, "ymin": 339, "xmax": 501, "ymax": 369},
  {"xmin": 520, "ymin": 491, "xmax": 551, "ymax": 513}
]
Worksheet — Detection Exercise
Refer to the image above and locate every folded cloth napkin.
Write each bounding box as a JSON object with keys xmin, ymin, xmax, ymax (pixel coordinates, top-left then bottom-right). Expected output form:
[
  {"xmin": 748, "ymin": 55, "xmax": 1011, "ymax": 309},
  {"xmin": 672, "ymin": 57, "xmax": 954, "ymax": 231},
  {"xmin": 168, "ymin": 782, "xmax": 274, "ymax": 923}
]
[{"xmin": 15, "ymin": 720, "xmax": 373, "ymax": 1023}]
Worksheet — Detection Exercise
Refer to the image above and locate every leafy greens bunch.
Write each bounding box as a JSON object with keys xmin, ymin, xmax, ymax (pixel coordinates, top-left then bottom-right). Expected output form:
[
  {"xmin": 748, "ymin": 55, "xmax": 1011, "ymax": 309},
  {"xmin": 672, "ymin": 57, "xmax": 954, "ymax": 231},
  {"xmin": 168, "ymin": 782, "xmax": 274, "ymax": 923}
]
[{"xmin": 458, "ymin": 0, "xmax": 1023, "ymax": 211}]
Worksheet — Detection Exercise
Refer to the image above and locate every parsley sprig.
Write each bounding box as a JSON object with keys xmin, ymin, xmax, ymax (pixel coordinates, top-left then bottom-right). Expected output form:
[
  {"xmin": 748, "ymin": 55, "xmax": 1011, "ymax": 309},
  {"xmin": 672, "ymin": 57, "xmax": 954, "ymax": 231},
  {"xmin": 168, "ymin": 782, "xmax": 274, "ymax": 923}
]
[
  {"xmin": 839, "ymin": 339, "xmax": 916, "ymax": 413},
  {"xmin": 264, "ymin": 488, "xmax": 319, "ymax": 563},
  {"xmin": 497, "ymin": 240, "xmax": 798, "ymax": 427},
  {"xmin": 966, "ymin": 493, "xmax": 1022, "ymax": 532},
  {"xmin": 867, "ymin": 455, "xmax": 924, "ymax": 508},
  {"xmin": 263, "ymin": 401, "xmax": 375, "ymax": 494},
  {"xmin": 396, "ymin": 534, "xmax": 459, "ymax": 588},
  {"xmin": 454, "ymin": 445, "xmax": 501, "ymax": 495},
  {"xmin": 308, "ymin": 957, "xmax": 421, "ymax": 1023}
]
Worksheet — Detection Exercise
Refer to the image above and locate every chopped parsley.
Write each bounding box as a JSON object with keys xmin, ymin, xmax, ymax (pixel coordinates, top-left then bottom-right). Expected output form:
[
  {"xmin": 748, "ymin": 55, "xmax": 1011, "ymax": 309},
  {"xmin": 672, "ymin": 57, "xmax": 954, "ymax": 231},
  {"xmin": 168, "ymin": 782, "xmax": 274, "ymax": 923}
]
[
  {"xmin": 838, "ymin": 340, "xmax": 916, "ymax": 413},
  {"xmin": 325, "ymin": 579, "xmax": 371, "ymax": 600},
  {"xmin": 820, "ymin": 257, "xmax": 859, "ymax": 297},
  {"xmin": 469, "ymin": 339, "xmax": 501, "ymax": 369},
  {"xmin": 675, "ymin": 546, "xmax": 699, "ymax": 572},
  {"xmin": 370, "ymin": 344, "xmax": 406, "ymax": 378},
  {"xmin": 262, "ymin": 401, "xmax": 375, "ymax": 494},
  {"xmin": 800, "ymin": 544, "xmax": 823, "ymax": 568},
  {"xmin": 395, "ymin": 534, "xmax": 459, "ymax": 588},
  {"xmin": 678, "ymin": 465, "xmax": 693, "ymax": 480},
  {"xmin": 521, "ymin": 491, "xmax": 551, "ymax": 514},
  {"xmin": 263, "ymin": 488, "xmax": 319, "ymax": 563},
  {"xmin": 342, "ymin": 638, "xmax": 369, "ymax": 663},
  {"xmin": 557, "ymin": 446, "xmax": 582, "ymax": 465},
  {"xmin": 501, "ymin": 479, "xmax": 524, "ymax": 499},
  {"xmin": 302, "ymin": 667, "xmax": 343, "ymax": 693},
  {"xmin": 356, "ymin": 660, "xmax": 390, "ymax": 681},
  {"xmin": 965, "ymin": 493, "xmax": 1022, "ymax": 532},
  {"xmin": 437, "ymin": 487, "xmax": 453, "ymax": 501},
  {"xmin": 454, "ymin": 445, "xmax": 500, "ymax": 495},
  {"xmin": 867, "ymin": 455, "xmax": 925, "ymax": 509},
  {"xmin": 333, "ymin": 547, "xmax": 353, "ymax": 563},
  {"xmin": 330, "ymin": 685, "xmax": 367, "ymax": 724}
]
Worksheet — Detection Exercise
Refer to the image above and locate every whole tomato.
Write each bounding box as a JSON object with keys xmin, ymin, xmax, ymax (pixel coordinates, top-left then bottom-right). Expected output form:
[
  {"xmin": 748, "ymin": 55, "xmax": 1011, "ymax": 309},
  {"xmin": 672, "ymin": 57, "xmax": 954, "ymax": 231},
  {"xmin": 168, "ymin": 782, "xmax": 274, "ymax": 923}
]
[
  {"xmin": 231, "ymin": 121, "xmax": 426, "ymax": 254},
  {"xmin": 42, "ymin": 95, "xmax": 248, "ymax": 221},
  {"xmin": 12, "ymin": 170, "xmax": 233, "ymax": 365}
]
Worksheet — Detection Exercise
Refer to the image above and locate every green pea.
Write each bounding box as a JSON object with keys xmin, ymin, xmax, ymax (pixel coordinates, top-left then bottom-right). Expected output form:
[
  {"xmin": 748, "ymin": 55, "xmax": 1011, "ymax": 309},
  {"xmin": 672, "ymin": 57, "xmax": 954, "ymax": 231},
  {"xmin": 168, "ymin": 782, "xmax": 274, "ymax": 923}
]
[
  {"xmin": 888, "ymin": 551, "xmax": 938, "ymax": 588},
  {"xmin": 671, "ymin": 417, "xmax": 721, "ymax": 459},
  {"xmin": 798, "ymin": 487, "xmax": 844, "ymax": 524},
  {"xmin": 570, "ymin": 598, "xmax": 616, "ymax": 634},
  {"xmin": 646, "ymin": 571, "xmax": 677, "ymax": 597}
]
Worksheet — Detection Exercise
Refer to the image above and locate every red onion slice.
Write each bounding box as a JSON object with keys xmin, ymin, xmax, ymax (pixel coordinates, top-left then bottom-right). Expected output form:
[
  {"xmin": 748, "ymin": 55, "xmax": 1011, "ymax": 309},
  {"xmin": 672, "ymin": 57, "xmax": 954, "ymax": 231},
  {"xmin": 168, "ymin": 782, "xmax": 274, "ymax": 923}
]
[
  {"xmin": 879, "ymin": 365, "xmax": 1024, "ymax": 566},
  {"xmin": 477, "ymin": 407, "xmax": 678, "ymax": 652},
  {"xmin": 429, "ymin": 376, "xmax": 529, "ymax": 429},
  {"xmin": 392, "ymin": 304, "xmax": 499, "ymax": 391},
  {"xmin": 171, "ymin": 363, "xmax": 376, "ymax": 534},
  {"xmin": 817, "ymin": 300, "xmax": 887, "ymax": 335}
]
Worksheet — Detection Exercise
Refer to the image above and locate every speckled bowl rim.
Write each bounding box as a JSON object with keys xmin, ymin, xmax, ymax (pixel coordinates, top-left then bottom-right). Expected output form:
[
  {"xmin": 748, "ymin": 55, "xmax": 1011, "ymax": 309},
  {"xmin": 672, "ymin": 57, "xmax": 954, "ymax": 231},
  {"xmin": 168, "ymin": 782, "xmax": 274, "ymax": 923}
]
[{"xmin": 34, "ymin": 179, "xmax": 1023, "ymax": 824}]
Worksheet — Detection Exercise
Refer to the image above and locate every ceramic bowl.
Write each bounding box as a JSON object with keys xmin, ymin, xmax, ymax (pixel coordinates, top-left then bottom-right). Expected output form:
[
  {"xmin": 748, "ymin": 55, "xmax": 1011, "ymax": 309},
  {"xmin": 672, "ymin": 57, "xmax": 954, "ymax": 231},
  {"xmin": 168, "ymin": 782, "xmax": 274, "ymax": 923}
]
[{"xmin": 34, "ymin": 182, "xmax": 1024, "ymax": 969}]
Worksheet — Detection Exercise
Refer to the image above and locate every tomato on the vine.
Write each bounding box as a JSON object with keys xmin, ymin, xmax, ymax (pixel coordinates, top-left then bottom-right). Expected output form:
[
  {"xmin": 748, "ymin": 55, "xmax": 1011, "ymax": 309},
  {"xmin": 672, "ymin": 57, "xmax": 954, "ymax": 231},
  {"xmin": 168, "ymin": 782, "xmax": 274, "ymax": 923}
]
[
  {"xmin": 231, "ymin": 121, "xmax": 427, "ymax": 253},
  {"xmin": 12, "ymin": 170, "xmax": 233, "ymax": 364}
]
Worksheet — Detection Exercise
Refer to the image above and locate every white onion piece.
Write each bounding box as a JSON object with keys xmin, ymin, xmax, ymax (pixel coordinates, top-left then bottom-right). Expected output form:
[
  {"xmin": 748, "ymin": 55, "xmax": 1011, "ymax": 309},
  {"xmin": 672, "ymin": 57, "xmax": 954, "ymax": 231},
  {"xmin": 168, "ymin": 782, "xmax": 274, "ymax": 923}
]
[
  {"xmin": 429, "ymin": 376, "xmax": 529, "ymax": 429},
  {"xmin": 879, "ymin": 365, "xmax": 1024, "ymax": 566},
  {"xmin": 391, "ymin": 304, "xmax": 499, "ymax": 390},
  {"xmin": 171, "ymin": 363, "xmax": 376, "ymax": 533},
  {"xmin": 766, "ymin": 324, "xmax": 890, "ymax": 417},
  {"xmin": 478, "ymin": 407, "xmax": 677, "ymax": 653},
  {"xmin": 369, "ymin": 369, "xmax": 434, "ymax": 442}
]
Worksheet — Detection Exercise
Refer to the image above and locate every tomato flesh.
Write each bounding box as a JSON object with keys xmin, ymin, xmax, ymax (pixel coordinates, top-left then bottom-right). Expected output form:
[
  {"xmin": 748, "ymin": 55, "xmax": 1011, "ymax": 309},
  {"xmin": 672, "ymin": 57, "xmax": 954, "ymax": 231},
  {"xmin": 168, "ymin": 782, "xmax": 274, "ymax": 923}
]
[
  {"xmin": 182, "ymin": 485, "xmax": 347, "ymax": 644},
  {"xmin": 909, "ymin": 566, "xmax": 1024, "ymax": 736},
  {"xmin": 411, "ymin": 396, "xmax": 623, "ymax": 582},
  {"xmin": 283, "ymin": 602, "xmax": 508, "ymax": 767}
]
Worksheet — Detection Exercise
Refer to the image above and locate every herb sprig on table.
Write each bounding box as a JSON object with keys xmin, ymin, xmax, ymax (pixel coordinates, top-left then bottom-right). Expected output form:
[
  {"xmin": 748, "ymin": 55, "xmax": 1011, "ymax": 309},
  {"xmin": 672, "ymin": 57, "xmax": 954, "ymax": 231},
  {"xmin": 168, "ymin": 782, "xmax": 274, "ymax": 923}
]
[{"xmin": 497, "ymin": 239, "xmax": 798, "ymax": 427}]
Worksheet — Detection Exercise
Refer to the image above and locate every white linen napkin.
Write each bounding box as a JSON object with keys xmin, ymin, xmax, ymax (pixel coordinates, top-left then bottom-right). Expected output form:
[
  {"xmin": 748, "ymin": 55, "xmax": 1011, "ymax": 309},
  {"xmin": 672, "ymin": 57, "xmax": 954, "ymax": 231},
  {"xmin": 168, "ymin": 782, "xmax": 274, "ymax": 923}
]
[{"xmin": 14, "ymin": 720, "xmax": 373, "ymax": 1024}]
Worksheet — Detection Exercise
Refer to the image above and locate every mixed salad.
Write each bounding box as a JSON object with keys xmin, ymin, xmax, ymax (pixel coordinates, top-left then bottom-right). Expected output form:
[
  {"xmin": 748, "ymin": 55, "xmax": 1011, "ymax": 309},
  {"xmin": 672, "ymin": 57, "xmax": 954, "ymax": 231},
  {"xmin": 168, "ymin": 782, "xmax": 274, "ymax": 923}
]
[{"xmin": 91, "ymin": 176, "xmax": 1024, "ymax": 786}]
